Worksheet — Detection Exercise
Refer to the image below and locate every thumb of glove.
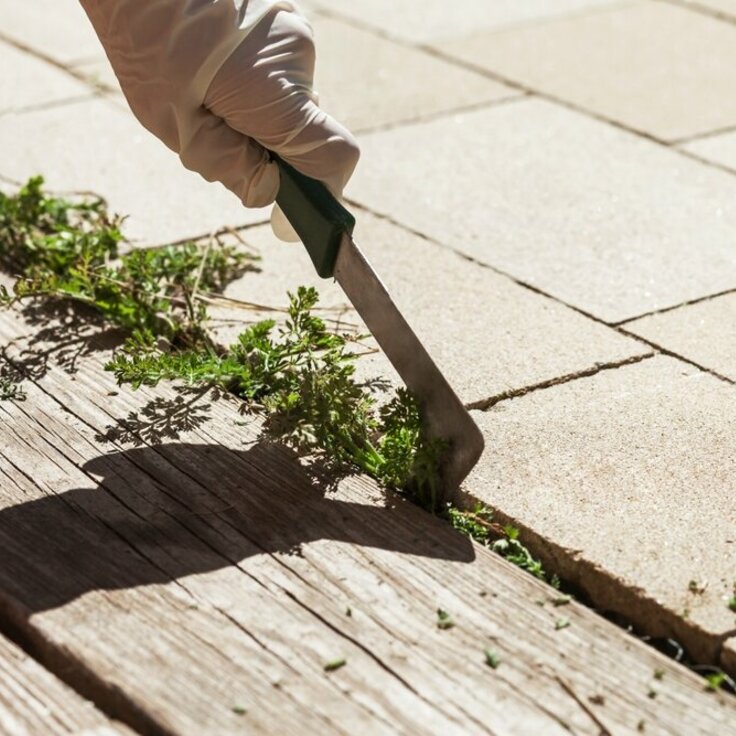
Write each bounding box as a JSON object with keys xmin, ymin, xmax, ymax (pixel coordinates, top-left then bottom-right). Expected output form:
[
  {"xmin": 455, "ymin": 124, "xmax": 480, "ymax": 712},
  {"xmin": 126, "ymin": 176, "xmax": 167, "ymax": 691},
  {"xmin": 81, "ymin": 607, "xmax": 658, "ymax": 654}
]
[{"xmin": 204, "ymin": 8, "xmax": 360, "ymax": 243}]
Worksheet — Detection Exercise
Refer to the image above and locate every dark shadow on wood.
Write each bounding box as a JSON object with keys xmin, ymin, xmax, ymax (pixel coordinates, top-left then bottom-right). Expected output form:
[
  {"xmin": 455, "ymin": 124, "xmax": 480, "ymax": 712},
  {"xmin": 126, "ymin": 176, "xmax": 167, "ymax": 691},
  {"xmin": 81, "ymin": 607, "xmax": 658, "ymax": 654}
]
[
  {"xmin": 5, "ymin": 300, "xmax": 123, "ymax": 381},
  {"xmin": 0, "ymin": 441, "xmax": 475, "ymax": 616}
]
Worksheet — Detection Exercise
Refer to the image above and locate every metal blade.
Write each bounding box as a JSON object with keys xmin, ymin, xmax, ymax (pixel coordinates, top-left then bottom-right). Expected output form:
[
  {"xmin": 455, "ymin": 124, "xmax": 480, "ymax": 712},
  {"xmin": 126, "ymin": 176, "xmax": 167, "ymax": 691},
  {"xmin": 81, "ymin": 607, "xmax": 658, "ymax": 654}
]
[{"xmin": 334, "ymin": 233, "xmax": 485, "ymax": 503}]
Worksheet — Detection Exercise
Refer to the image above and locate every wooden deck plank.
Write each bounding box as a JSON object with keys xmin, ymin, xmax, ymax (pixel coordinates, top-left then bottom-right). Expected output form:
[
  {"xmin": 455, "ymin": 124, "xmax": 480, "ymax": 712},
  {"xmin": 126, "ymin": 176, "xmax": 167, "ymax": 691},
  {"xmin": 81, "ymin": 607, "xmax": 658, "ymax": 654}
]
[
  {"xmin": 0, "ymin": 308, "xmax": 735, "ymax": 735},
  {"xmin": 0, "ymin": 633, "xmax": 134, "ymax": 735}
]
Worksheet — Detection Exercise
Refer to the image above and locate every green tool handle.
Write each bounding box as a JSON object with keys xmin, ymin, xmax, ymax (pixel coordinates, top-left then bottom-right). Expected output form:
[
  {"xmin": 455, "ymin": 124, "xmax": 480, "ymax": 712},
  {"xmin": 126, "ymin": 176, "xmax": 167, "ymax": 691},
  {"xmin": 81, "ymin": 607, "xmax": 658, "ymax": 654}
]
[{"xmin": 273, "ymin": 154, "xmax": 356, "ymax": 279}]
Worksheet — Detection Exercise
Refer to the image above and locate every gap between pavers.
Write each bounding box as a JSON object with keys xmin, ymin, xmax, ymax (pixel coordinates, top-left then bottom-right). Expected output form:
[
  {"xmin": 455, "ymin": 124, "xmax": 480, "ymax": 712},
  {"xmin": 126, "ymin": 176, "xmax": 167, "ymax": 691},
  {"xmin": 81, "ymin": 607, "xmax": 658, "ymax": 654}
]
[
  {"xmin": 462, "ymin": 354, "xmax": 736, "ymax": 670},
  {"xmin": 623, "ymin": 292, "xmax": 736, "ymax": 382},
  {"xmin": 209, "ymin": 211, "xmax": 649, "ymax": 407},
  {"xmin": 681, "ymin": 129, "xmax": 736, "ymax": 171},
  {"xmin": 0, "ymin": 98, "xmax": 268, "ymax": 246},
  {"xmin": 435, "ymin": 1, "xmax": 736, "ymax": 142},
  {"xmin": 311, "ymin": 16, "xmax": 517, "ymax": 132},
  {"xmin": 347, "ymin": 98, "xmax": 736, "ymax": 324},
  {"xmin": 0, "ymin": 0, "xmax": 105, "ymax": 66},
  {"xmin": 310, "ymin": 0, "xmax": 622, "ymax": 44},
  {"xmin": 0, "ymin": 41, "xmax": 92, "ymax": 116},
  {"xmin": 678, "ymin": 0, "xmax": 736, "ymax": 21}
]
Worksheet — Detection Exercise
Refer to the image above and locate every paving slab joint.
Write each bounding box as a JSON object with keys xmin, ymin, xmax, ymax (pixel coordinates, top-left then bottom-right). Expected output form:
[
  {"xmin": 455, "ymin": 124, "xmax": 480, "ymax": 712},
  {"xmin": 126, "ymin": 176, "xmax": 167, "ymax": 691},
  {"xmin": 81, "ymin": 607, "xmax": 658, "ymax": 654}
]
[
  {"xmin": 466, "ymin": 352, "xmax": 655, "ymax": 411},
  {"xmin": 0, "ymin": 31, "xmax": 116, "ymax": 98},
  {"xmin": 453, "ymin": 488, "xmax": 736, "ymax": 674},
  {"xmin": 351, "ymin": 93, "xmax": 528, "ymax": 137},
  {"xmin": 616, "ymin": 327, "xmax": 736, "ymax": 385},
  {"xmin": 658, "ymin": 0, "xmax": 736, "ymax": 27},
  {"xmin": 614, "ymin": 285, "xmax": 736, "ymax": 326}
]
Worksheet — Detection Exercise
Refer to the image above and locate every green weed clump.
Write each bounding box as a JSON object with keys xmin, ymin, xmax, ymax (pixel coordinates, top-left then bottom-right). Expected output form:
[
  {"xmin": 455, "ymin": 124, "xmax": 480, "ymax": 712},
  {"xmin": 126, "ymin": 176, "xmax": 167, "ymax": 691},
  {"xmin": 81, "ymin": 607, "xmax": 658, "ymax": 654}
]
[
  {"xmin": 0, "ymin": 175, "xmax": 252, "ymax": 348},
  {"xmin": 0, "ymin": 176, "xmax": 444, "ymax": 508}
]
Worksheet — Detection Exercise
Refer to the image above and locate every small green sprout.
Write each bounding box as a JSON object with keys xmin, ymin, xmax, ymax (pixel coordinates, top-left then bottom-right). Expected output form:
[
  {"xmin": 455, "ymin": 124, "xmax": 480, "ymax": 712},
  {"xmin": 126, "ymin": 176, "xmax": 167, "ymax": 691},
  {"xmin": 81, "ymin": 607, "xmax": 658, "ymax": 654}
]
[
  {"xmin": 728, "ymin": 582, "xmax": 736, "ymax": 612},
  {"xmin": 554, "ymin": 618, "xmax": 570, "ymax": 631},
  {"xmin": 688, "ymin": 580, "xmax": 707, "ymax": 595},
  {"xmin": 484, "ymin": 649, "xmax": 501, "ymax": 669},
  {"xmin": 436, "ymin": 608, "xmax": 455, "ymax": 630},
  {"xmin": 324, "ymin": 658, "xmax": 347, "ymax": 672}
]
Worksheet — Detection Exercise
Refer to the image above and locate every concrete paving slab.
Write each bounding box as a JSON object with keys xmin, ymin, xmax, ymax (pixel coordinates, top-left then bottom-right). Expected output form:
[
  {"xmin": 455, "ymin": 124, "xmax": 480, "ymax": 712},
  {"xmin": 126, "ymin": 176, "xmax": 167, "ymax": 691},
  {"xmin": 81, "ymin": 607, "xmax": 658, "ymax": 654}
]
[
  {"xmin": 214, "ymin": 212, "xmax": 648, "ymax": 405},
  {"xmin": 0, "ymin": 42, "xmax": 90, "ymax": 114},
  {"xmin": 312, "ymin": 17, "xmax": 516, "ymax": 132},
  {"xmin": 348, "ymin": 98, "xmax": 736, "ymax": 324},
  {"xmin": 311, "ymin": 0, "xmax": 621, "ymax": 43},
  {"xmin": 0, "ymin": 0, "xmax": 104, "ymax": 65},
  {"xmin": 0, "ymin": 99, "xmax": 268, "ymax": 246},
  {"xmin": 466, "ymin": 355, "xmax": 736, "ymax": 664},
  {"xmin": 437, "ymin": 2, "xmax": 736, "ymax": 142},
  {"xmin": 681, "ymin": 0, "xmax": 736, "ymax": 19},
  {"xmin": 682, "ymin": 129, "xmax": 736, "ymax": 171},
  {"xmin": 74, "ymin": 56, "xmax": 123, "ymax": 97},
  {"xmin": 624, "ymin": 293, "xmax": 736, "ymax": 380}
]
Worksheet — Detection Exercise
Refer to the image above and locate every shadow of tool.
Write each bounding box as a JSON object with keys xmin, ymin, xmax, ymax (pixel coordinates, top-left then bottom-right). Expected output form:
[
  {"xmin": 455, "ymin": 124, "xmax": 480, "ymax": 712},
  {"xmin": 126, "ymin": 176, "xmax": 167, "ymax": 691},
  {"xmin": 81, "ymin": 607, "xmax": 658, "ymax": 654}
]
[{"xmin": 0, "ymin": 441, "xmax": 475, "ymax": 615}]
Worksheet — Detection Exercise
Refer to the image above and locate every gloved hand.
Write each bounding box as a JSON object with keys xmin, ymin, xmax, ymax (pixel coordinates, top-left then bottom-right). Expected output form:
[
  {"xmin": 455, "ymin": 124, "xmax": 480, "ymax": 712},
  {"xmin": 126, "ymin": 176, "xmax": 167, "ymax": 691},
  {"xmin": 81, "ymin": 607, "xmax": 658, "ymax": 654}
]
[{"xmin": 79, "ymin": 0, "xmax": 359, "ymax": 239}]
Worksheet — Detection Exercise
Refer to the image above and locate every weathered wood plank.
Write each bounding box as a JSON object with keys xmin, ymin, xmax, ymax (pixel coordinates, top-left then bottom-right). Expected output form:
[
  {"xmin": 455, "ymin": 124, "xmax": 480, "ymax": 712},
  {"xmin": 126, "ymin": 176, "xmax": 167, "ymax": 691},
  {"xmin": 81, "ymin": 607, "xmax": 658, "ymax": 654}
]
[
  {"xmin": 0, "ymin": 307, "xmax": 735, "ymax": 735},
  {"xmin": 0, "ymin": 633, "xmax": 134, "ymax": 735}
]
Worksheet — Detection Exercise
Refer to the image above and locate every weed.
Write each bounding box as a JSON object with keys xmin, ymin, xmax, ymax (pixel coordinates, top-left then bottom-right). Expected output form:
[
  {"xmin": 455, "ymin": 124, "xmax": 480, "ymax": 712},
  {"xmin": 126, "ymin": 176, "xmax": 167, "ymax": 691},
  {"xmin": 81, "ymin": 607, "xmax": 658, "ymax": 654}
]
[
  {"xmin": 703, "ymin": 671, "xmax": 736, "ymax": 692},
  {"xmin": 728, "ymin": 582, "xmax": 736, "ymax": 613},
  {"xmin": 0, "ymin": 177, "xmax": 445, "ymax": 504},
  {"xmin": 446, "ymin": 504, "xmax": 557, "ymax": 586},
  {"xmin": 0, "ymin": 374, "xmax": 25, "ymax": 401},
  {"xmin": 444, "ymin": 504, "xmax": 495, "ymax": 545}
]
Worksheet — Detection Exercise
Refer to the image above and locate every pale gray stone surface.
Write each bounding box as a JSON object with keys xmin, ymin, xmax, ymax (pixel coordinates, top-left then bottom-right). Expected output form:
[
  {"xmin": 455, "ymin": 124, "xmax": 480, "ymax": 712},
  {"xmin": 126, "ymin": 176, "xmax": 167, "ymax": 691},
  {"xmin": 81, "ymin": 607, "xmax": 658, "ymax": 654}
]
[
  {"xmin": 0, "ymin": 42, "xmax": 91, "ymax": 114},
  {"xmin": 74, "ymin": 57, "xmax": 123, "ymax": 97},
  {"xmin": 214, "ymin": 212, "xmax": 648, "ymax": 404},
  {"xmin": 0, "ymin": 0, "xmax": 104, "ymax": 64},
  {"xmin": 466, "ymin": 355, "xmax": 736, "ymax": 661},
  {"xmin": 312, "ymin": 17, "xmax": 516, "ymax": 132},
  {"xmin": 724, "ymin": 640, "xmax": 736, "ymax": 675},
  {"xmin": 348, "ymin": 98, "xmax": 736, "ymax": 323},
  {"xmin": 310, "ymin": 0, "xmax": 620, "ymax": 43},
  {"xmin": 437, "ymin": 1, "xmax": 736, "ymax": 142},
  {"xmin": 681, "ymin": 0, "xmax": 736, "ymax": 18},
  {"xmin": 682, "ymin": 130, "xmax": 736, "ymax": 172},
  {"xmin": 0, "ymin": 100, "xmax": 268, "ymax": 246},
  {"xmin": 624, "ymin": 293, "xmax": 736, "ymax": 380}
]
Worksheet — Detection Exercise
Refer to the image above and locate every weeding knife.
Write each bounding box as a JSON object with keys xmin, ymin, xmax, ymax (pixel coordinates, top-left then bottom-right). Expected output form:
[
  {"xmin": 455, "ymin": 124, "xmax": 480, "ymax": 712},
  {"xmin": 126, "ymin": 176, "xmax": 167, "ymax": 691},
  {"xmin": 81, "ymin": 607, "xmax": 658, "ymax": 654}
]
[{"xmin": 274, "ymin": 156, "xmax": 485, "ymax": 504}]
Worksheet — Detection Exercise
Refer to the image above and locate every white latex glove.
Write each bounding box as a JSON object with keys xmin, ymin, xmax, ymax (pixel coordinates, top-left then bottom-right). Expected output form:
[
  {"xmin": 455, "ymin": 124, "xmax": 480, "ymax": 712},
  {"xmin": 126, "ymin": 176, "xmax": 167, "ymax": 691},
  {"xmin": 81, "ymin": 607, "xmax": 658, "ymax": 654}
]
[{"xmin": 79, "ymin": 0, "xmax": 359, "ymax": 239}]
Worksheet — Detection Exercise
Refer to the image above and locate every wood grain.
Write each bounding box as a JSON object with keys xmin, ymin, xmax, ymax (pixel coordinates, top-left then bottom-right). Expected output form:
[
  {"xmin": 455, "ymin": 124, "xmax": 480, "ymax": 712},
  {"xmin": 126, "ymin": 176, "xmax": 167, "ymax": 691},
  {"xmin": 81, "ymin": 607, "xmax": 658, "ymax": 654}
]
[
  {"xmin": 0, "ymin": 633, "xmax": 133, "ymax": 735},
  {"xmin": 0, "ymin": 307, "xmax": 735, "ymax": 735}
]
